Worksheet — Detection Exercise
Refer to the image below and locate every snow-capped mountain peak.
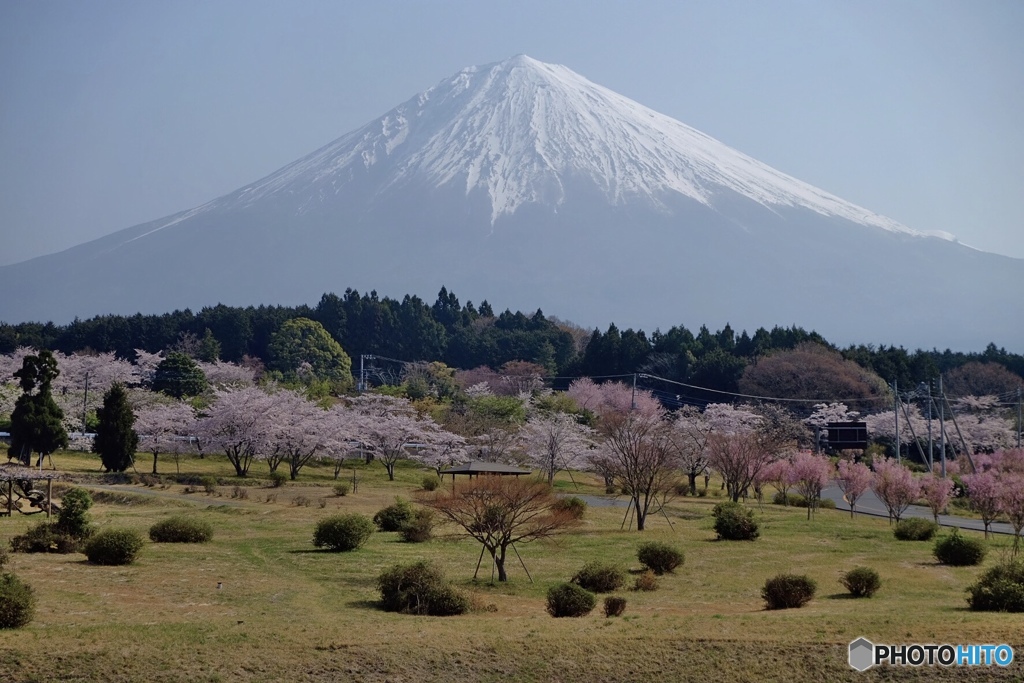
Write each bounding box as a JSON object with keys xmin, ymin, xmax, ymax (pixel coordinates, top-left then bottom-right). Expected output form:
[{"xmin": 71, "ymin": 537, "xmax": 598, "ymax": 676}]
[{"xmin": 227, "ymin": 54, "xmax": 936, "ymax": 238}]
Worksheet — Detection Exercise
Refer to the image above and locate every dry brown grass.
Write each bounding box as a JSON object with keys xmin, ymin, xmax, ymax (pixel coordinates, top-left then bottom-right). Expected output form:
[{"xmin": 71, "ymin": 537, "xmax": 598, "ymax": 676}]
[{"xmin": 0, "ymin": 452, "xmax": 1020, "ymax": 681}]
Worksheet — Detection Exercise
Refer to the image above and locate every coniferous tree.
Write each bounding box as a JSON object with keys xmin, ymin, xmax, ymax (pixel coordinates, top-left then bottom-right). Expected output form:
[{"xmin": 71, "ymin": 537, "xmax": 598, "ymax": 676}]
[
  {"xmin": 92, "ymin": 383, "xmax": 138, "ymax": 472},
  {"xmin": 8, "ymin": 350, "xmax": 68, "ymax": 465}
]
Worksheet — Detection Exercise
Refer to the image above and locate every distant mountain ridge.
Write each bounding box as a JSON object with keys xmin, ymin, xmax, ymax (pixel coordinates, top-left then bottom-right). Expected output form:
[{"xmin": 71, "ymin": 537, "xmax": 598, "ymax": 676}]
[{"xmin": 1, "ymin": 55, "xmax": 1020, "ymax": 351}]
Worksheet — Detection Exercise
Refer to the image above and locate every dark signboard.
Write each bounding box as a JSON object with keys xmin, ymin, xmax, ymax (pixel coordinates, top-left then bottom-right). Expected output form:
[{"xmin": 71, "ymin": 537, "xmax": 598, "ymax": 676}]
[{"xmin": 826, "ymin": 421, "xmax": 868, "ymax": 450}]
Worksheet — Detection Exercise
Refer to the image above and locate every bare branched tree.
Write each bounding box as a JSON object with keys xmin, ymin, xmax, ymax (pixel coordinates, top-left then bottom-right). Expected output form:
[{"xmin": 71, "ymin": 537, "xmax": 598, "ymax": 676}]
[{"xmin": 424, "ymin": 476, "xmax": 577, "ymax": 582}]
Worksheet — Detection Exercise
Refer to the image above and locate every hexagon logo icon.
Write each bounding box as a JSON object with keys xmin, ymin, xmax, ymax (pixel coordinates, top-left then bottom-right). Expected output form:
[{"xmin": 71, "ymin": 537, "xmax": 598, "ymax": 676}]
[{"xmin": 849, "ymin": 637, "xmax": 875, "ymax": 671}]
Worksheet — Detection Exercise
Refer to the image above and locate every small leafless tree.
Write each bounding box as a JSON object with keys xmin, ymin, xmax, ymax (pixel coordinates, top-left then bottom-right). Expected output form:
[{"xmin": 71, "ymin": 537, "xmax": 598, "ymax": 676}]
[{"xmin": 424, "ymin": 476, "xmax": 577, "ymax": 582}]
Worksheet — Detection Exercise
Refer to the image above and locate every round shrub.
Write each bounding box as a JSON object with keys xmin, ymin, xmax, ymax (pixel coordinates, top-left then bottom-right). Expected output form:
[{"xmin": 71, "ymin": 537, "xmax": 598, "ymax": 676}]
[
  {"xmin": 636, "ymin": 542, "xmax": 684, "ymax": 575},
  {"xmin": 398, "ymin": 509, "xmax": 435, "ymax": 543},
  {"xmin": 148, "ymin": 515, "xmax": 213, "ymax": 543},
  {"xmin": 934, "ymin": 529, "xmax": 986, "ymax": 566},
  {"xmin": 552, "ymin": 496, "xmax": 587, "ymax": 520},
  {"xmin": 633, "ymin": 570, "xmax": 658, "ymax": 592},
  {"xmin": 377, "ymin": 561, "xmax": 469, "ymax": 616},
  {"xmin": 373, "ymin": 498, "xmax": 415, "ymax": 532},
  {"xmin": 893, "ymin": 518, "xmax": 939, "ymax": 541},
  {"xmin": 313, "ymin": 514, "xmax": 374, "ymax": 551},
  {"xmin": 268, "ymin": 471, "xmax": 287, "ymax": 488},
  {"xmin": 762, "ymin": 574, "xmax": 816, "ymax": 610},
  {"xmin": 421, "ymin": 476, "xmax": 440, "ymax": 492},
  {"xmin": 84, "ymin": 528, "xmax": 144, "ymax": 566},
  {"xmin": 967, "ymin": 561, "xmax": 1024, "ymax": 612},
  {"xmin": 571, "ymin": 562, "xmax": 625, "ymax": 593},
  {"xmin": 712, "ymin": 501, "xmax": 759, "ymax": 541},
  {"xmin": 603, "ymin": 596, "xmax": 627, "ymax": 617},
  {"xmin": 841, "ymin": 567, "xmax": 881, "ymax": 598},
  {"xmin": 546, "ymin": 582, "xmax": 596, "ymax": 618},
  {"xmin": 0, "ymin": 573, "xmax": 35, "ymax": 629},
  {"xmin": 818, "ymin": 498, "xmax": 836, "ymax": 510},
  {"xmin": 333, "ymin": 482, "xmax": 349, "ymax": 497}
]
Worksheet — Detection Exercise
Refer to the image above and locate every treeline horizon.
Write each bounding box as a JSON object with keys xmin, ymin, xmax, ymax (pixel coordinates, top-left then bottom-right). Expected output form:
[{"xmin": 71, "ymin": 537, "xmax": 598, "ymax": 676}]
[{"xmin": 1, "ymin": 286, "xmax": 1022, "ymax": 398}]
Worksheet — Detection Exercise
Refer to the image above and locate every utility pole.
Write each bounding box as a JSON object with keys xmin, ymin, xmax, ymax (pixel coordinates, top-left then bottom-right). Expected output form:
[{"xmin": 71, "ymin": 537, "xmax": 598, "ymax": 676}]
[
  {"xmin": 938, "ymin": 375, "xmax": 946, "ymax": 478},
  {"xmin": 893, "ymin": 380, "xmax": 899, "ymax": 464},
  {"xmin": 358, "ymin": 354, "xmax": 374, "ymax": 393},
  {"xmin": 1018, "ymin": 386, "xmax": 1022, "ymax": 449},
  {"xmin": 926, "ymin": 380, "xmax": 933, "ymax": 472},
  {"xmin": 630, "ymin": 373, "xmax": 637, "ymax": 411},
  {"xmin": 82, "ymin": 371, "xmax": 90, "ymax": 434}
]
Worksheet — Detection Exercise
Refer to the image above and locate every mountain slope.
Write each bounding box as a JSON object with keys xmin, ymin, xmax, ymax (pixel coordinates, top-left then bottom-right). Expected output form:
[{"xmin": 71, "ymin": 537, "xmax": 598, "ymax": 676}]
[{"xmin": 1, "ymin": 55, "xmax": 1020, "ymax": 351}]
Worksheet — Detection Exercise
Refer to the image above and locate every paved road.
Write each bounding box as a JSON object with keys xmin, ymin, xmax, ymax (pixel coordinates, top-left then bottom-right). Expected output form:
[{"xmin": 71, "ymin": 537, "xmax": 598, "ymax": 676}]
[{"xmin": 822, "ymin": 484, "xmax": 1016, "ymax": 536}]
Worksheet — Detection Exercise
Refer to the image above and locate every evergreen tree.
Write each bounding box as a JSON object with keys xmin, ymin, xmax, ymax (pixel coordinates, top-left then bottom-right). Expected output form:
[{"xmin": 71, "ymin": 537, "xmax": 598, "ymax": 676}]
[
  {"xmin": 92, "ymin": 383, "xmax": 138, "ymax": 472},
  {"xmin": 152, "ymin": 352, "xmax": 209, "ymax": 398},
  {"xmin": 8, "ymin": 350, "xmax": 68, "ymax": 465}
]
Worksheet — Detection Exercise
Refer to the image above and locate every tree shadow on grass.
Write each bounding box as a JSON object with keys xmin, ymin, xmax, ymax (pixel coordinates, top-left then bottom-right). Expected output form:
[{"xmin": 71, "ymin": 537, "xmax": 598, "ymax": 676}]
[
  {"xmin": 345, "ymin": 599, "xmax": 382, "ymax": 611},
  {"xmin": 823, "ymin": 592, "xmax": 859, "ymax": 600}
]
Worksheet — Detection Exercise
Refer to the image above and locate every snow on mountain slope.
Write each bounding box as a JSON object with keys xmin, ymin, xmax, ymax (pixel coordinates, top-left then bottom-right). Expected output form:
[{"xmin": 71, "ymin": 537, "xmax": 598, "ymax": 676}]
[{"xmin": 216, "ymin": 55, "xmax": 936, "ymax": 235}]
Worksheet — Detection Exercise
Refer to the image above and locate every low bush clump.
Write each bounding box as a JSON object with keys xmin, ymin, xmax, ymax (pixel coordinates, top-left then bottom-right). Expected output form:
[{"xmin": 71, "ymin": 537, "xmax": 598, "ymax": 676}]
[
  {"xmin": 762, "ymin": 574, "xmax": 816, "ymax": 610},
  {"xmin": 201, "ymin": 476, "xmax": 218, "ymax": 494},
  {"xmin": 934, "ymin": 529, "xmax": 986, "ymax": 566},
  {"xmin": 571, "ymin": 562, "xmax": 625, "ymax": 593},
  {"xmin": 313, "ymin": 514, "xmax": 374, "ymax": 551},
  {"xmin": 377, "ymin": 561, "xmax": 469, "ymax": 616},
  {"xmin": 772, "ymin": 491, "xmax": 807, "ymax": 507},
  {"xmin": 398, "ymin": 508, "xmax": 434, "ymax": 543},
  {"xmin": 333, "ymin": 483, "xmax": 349, "ymax": 497},
  {"xmin": 634, "ymin": 570, "xmax": 658, "ymax": 592},
  {"xmin": 268, "ymin": 471, "xmax": 287, "ymax": 488},
  {"xmin": 841, "ymin": 567, "xmax": 881, "ymax": 598},
  {"xmin": 84, "ymin": 528, "xmax": 144, "ymax": 565},
  {"xmin": 148, "ymin": 515, "xmax": 213, "ymax": 543},
  {"xmin": 552, "ymin": 497, "xmax": 587, "ymax": 520},
  {"xmin": 818, "ymin": 498, "xmax": 836, "ymax": 510},
  {"xmin": 373, "ymin": 498, "xmax": 415, "ymax": 532},
  {"xmin": 421, "ymin": 476, "xmax": 440, "ymax": 492},
  {"xmin": 0, "ymin": 573, "xmax": 35, "ymax": 629},
  {"xmin": 546, "ymin": 582, "xmax": 596, "ymax": 618},
  {"xmin": 10, "ymin": 523, "xmax": 81, "ymax": 554},
  {"xmin": 893, "ymin": 518, "xmax": 939, "ymax": 541},
  {"xmin": 712, "ymin": 501, "xmax": 759, "ymax": 541},
  {"xmin": 603, "ymin": 596, "xmax": 627, "ymax": 617},
  {"xmin": 966, "ymin": 561, "xmax": 1024, "ymax": 612},
  {"xmin": 636, "ymin": 542, "xmax": 684, "ymax": 575}
]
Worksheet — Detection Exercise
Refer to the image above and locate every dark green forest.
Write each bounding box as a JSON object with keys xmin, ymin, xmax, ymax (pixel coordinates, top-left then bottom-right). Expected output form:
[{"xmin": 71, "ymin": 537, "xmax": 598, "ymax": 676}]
[{"xmin": 1, "ymin": 286, "xmax": 1022, "ymax": 400}]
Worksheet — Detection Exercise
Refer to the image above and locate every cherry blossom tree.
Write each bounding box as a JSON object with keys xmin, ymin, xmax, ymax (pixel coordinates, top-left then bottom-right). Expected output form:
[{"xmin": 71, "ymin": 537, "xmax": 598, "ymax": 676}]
[
  {"xmin": 196, "ymin": 387, "xmax": 275, "ymax": 477},
  {"xmin": 919, "ymin": 473, "xmax": 955, "ymax": 523},
  {"xmin": 760, "ymin": 457, "xmax": 797, "ymax": 504},
  {"xmin": 963, "ymin": 470, "xmax": 1003, "ymax": 538},
  {"xmin": 668, "ymin": 406, "xmax": 713, "ymax": 495},
  {"xmin": 517, "ymin": 411, "xmax": 595, "ymax": 484},
  {"xmin": 567, "ymin": 378, "xmax": 662, "ymax": 418},
  {"xmin": 836, "ymin": 459, "xmax": 873, "ymax": 518},
  {"xmin": 349, "ymin": 394, "xmax": 443, "ymax": 480},
  {"xmin": 134, "ymin": 401, "xmax": 197, "ymax": 474},
  {"xmin": 596, "ymin": 406, "xmax": 676, "ymax": 531},
  {"xmin": 263, "ymin": 389, "xmax": 332, "ymax": 480},
  {"xmin": 871, "ymin": 458, "xmax": 920, "ymax": 524},
  {"xmin": 790, "ymin": 451, "xmax": 833, "ymax": 519},
  {"xmin": 707, "ymin": 431, "xmax": 776, "ymax": 503},
  {"xmin": 197, "ymin": 360, "xmax": 257, "ymax": 389},
  {"xmin": 999, "ymin": 472, "xmax": 1024, "ymax": 556}
]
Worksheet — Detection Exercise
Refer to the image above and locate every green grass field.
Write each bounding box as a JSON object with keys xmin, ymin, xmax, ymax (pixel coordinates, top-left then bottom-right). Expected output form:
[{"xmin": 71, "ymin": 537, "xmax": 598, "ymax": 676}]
[{"xmin": 0, "ymin": 451, "xmax": 1021, "ymax": 682}]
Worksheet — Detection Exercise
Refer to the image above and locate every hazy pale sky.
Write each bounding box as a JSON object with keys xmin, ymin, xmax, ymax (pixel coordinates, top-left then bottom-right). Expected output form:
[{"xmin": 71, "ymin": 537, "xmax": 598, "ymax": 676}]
[{"xmin": 1, "ymin": 0, "xmax": 1022, "ymax": 266}]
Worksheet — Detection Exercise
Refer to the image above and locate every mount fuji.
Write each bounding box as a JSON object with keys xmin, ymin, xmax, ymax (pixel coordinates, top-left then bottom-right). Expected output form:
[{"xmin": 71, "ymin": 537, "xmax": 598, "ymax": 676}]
[{"xmin": 1, "ymin": 55, "xmax": 1020, "ymax": 350}]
